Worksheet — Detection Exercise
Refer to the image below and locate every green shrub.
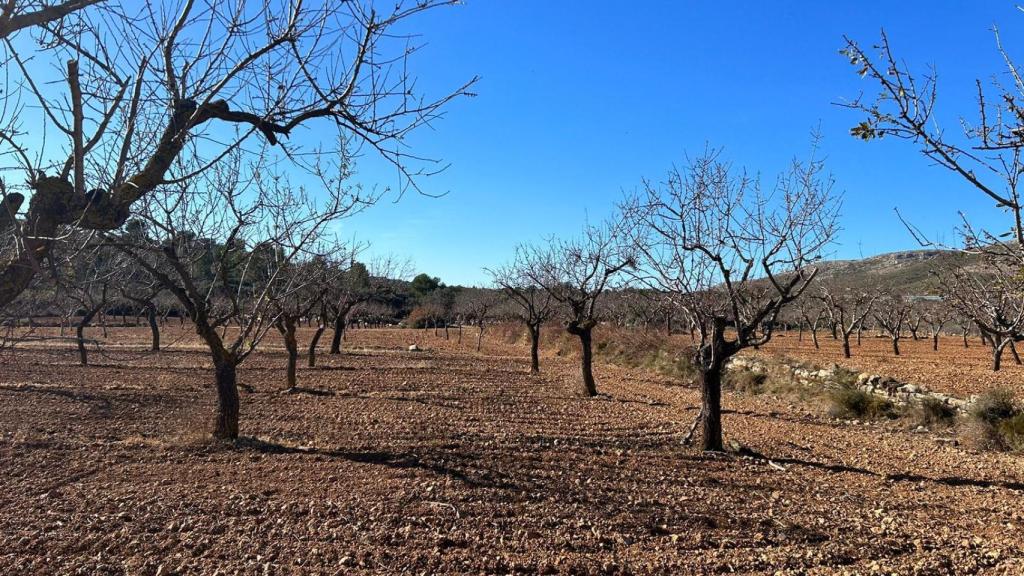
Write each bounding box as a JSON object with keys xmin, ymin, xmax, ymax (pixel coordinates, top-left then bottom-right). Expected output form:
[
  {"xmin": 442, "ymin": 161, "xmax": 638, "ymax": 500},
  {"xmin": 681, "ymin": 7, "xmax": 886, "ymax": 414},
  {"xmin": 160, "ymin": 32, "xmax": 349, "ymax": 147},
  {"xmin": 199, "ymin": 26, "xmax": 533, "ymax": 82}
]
[
  {"xmin": 969, "ymin": 388, "xmax": 1017, "ymax": 425},
  {"xmin": 828, "ymin": 387, "xmax": 897, "ymax": 420},
  {"xmin": 911, "ymin": 397, "xmax": 957, "ymax": 429}
]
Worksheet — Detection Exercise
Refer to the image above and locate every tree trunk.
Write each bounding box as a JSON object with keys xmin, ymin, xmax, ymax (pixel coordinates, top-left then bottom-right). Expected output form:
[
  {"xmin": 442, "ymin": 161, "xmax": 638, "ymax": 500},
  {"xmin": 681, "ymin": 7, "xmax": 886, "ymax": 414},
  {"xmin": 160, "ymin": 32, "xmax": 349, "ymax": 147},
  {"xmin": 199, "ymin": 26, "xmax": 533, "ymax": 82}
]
[
  {"xmin": 933, "ymin": 333, "xmax": 939, "ymax": 352},
  {"xmin": 798, "ymin": 323, "xmax": 804, "ymax": 342},
  {"xmin": 528, "ymin": 322, "xmax": 540, "ymax": 374},
  {"xmin": 856, "ymin": 327, "xmax": 862, "ymax": 346},
  {"xmin": 962, "ymin": 328, "xmax": 969, "ymax": 348},
  {"xmin": 308, "ymin": 319, "xmax": 326, "ymax": 367},
  {"xmin": 811, "ymin": 327, "xmax": 820, "ymax": 349},
  {"xmin": 892, "ymin": 337, "xmax": 900, "ymax": 356},
  {"xmin": 476, "ymin": 322, "xmax": 484, "ymax": 352},
  {"xmin": 993, "ymin": 342, "xmax": 1005, "ymax": 372},
  {"xmin": 146, "ymin": 304, "xmax": 160, "ymax": 351},
  {"xmin": 578, "ymin": 328, "xmax": 596, "ymax": 397},
  {"xmin": 76, "ymin": 307, "xmax": 100, "ymax": 366},
  {"xmin": 697, "ymin": 365, "xmax": 724, "ymax": 452},
  {"xmin": 841, "ymin": 334, "xmax": 851, "ymax": 358},
  {"xmin": 213, "ymin": 357, "xmax": 240, "ymax": 440},
  {"xmin": 1011, "ymin": 341, "xmax": 1022, "ymax": 365},
  {"xmin": 458, "ymin": 321, "xmax": 463, "ymax": 344},
  {"xmin": 329, "ymin": 313, "xmax": 346, "ymax": 355},
  {"xmin": 278, "ymin": 318, "xmax": 299, "ymax": 390}
]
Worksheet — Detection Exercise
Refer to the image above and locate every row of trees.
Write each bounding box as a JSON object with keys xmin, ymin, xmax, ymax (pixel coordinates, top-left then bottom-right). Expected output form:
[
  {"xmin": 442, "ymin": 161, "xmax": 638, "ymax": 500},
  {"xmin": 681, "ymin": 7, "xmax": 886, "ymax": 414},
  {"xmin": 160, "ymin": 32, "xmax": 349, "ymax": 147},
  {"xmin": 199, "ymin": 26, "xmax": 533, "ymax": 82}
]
[{"xmin": 0, "ymin": 0, "xmax": 475, "ymax": 439}]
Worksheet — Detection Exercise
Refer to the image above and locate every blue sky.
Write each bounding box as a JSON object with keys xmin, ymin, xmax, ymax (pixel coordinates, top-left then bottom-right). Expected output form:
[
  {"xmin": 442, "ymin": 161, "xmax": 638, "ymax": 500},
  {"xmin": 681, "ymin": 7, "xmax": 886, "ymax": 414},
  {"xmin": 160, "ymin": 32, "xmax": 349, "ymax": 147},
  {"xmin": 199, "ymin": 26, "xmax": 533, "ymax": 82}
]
[{"xmin": 339, "ymin": 1, "xmax": 1024, "ymax": 286}]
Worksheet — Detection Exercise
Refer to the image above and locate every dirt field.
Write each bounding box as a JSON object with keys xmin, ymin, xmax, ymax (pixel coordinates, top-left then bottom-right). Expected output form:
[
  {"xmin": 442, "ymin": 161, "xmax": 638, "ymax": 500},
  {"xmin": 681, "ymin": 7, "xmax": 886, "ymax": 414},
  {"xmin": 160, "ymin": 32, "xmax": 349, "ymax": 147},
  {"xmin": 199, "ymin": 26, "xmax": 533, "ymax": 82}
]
[
  {"xmin": 751, "ymin": 331, "xmax": 1024, "ymax": 398},
  {"xmin": 1, "ymin": 326, "xmax": 1023, "ymax": 574}
]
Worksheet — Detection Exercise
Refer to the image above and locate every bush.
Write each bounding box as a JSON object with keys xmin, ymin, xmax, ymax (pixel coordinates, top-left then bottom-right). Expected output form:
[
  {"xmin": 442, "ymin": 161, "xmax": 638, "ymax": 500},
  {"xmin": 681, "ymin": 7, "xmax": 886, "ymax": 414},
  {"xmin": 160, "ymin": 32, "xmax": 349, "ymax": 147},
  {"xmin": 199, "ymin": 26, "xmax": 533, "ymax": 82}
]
[
  {"xmin": 970, "ymin": 388, "xmax": 1018, "ymax": 425},
  {"xmin": 996, "ymin": 414, "xmax": 1024, "ymax": 452},
  {"xmin": 828, "ymin": 387, "xmax": 897, "ymax": 420},
  {"xmin": 724, "ymin": 368, "xmax": 767, "ymax": 394},
  {"xmin": 964, "ymin": 388, "xmax": 1023, "ymax": 452},
  {"xmin": 911, "ymin": 397, "xmax": 957, "ymax": 429},
  {"xmin": 831, "ymin": 366, "xmax": 861, "ymax": 388}
]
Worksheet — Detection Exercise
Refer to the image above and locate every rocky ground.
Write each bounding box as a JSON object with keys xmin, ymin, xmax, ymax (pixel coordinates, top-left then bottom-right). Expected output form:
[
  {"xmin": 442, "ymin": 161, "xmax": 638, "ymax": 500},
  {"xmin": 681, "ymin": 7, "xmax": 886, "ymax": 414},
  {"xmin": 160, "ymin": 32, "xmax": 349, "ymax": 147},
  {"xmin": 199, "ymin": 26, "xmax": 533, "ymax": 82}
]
[
  {"xmin": 751, "ymin": 332, "xmax": 1024, "ymax": 398},
  {"xmin": 1, "ymin": 326, "xmax": 1023, "ymax": 574}
]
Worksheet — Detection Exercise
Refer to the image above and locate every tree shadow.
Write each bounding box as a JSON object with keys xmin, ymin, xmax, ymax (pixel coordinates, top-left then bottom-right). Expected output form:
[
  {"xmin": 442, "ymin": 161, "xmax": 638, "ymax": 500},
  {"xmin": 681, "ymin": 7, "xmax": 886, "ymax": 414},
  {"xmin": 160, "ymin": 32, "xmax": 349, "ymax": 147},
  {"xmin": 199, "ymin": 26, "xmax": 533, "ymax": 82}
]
[
  {"xmin": 0, "ymin": 384, "xmax": 113, "ymax": 414},
  {"xmin": 737, "ymin": 446, "xmax": 1024, "ymax": 492},
  {"xmin": 283, "ymin": 387, "xmax": 336, "ymax": 396},
  {"xmin": 234, "ymin": 437, "xmax": 516, "ymax": 489}
]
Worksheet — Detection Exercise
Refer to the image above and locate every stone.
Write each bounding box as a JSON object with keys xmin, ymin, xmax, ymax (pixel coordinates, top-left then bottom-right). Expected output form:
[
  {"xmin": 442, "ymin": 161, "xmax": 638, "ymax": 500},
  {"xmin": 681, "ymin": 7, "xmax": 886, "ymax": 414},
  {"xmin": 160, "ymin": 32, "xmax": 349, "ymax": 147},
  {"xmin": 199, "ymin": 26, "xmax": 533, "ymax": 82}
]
[{"xmin": 408, "ymin": 344, "xmax": 421, "ymax": 352}]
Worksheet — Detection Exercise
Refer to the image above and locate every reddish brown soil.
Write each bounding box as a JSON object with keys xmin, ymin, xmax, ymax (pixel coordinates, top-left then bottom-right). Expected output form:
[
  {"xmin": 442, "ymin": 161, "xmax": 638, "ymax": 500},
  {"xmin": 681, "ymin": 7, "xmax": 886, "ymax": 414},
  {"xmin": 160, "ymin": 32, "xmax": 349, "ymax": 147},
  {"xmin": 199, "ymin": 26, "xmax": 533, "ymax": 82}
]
[
  {"xmin": 1, "ymin": 326, "xmax": 1022, "ymax": 574},
  {"xmin": 751, "ymin": 332, "xmax": 1024, "ymax": 398}
]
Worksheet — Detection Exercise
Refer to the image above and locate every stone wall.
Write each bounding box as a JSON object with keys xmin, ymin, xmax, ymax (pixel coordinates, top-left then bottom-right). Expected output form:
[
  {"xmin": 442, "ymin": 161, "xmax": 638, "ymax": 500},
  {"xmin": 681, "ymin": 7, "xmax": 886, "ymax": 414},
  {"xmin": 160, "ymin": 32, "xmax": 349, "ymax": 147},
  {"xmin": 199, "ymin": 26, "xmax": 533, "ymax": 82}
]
[{"xmin": 727, "ymin": 355, "xmax": 974, "ymax": 413}]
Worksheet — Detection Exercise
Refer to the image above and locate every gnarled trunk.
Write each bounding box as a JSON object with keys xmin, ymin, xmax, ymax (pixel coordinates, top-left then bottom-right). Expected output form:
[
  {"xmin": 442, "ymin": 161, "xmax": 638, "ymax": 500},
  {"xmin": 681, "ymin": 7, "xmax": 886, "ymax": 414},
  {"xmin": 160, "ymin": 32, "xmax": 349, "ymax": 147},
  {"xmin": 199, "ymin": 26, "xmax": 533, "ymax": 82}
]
[
  {"xmin": 566, "ymin": 321, "xmax": 597, "ymax": 397},
  {"xmin": 308, "ymin": 318, "xmax": 326, "ymax": 367},
  {"xmin": 213, "ymin": 358, "xmax": 240, "ymax": 440},
  {"xmin": 528, "ymin": 322, "xmax": 541, "ymax": 374},
  {"xmin": 197, "ymin": 322, "xmax": 241, "ymax": 440},
  {"xmin": 329, "ymin": 313, "xmax": 346, "ymax": 355},
  {"xmin": 891, "ymin": 337, "xmax": 900, "ymax": 356},
  {"xmin": 841, "ymin": 333, "xmax": 851, "ymax": 358},
  {"xmin": 697, "ymin": 365, "xmax": 724, "ymax": 452}
]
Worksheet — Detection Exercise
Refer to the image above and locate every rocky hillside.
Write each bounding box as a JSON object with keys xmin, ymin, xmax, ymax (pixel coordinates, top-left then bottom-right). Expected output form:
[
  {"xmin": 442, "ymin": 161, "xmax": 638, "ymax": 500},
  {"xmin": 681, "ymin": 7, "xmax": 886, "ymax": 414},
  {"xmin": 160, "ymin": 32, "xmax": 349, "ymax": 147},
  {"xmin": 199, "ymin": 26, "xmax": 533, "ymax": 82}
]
[{"xmin": 812, "ymin": 249, "xmax": 977, "ymax": 295}]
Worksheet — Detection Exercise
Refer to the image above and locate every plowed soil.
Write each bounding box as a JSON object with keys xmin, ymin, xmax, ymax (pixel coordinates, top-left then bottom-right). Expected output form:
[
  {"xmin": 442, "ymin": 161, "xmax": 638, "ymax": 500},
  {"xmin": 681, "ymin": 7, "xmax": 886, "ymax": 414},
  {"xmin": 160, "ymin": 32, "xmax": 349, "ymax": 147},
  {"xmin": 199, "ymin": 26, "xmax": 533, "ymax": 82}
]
[
  {"xmin": 1, "ymin": 326, "xmax": 1022, "ymax": 574},
  {"xmin": 752, "ymin": 332, "xmax": 1024, "ymax": 398}
]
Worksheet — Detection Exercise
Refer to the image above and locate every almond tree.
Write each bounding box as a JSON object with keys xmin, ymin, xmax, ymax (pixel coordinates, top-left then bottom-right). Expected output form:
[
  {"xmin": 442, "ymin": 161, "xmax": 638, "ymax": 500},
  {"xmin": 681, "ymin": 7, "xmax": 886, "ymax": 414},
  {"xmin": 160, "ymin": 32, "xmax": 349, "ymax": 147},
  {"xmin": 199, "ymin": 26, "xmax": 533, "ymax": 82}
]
[
  {"xmin": 456, "ymin": 287, "xmax": 501, "ymax": 352},
  {"xmin": 272, "ymin": 257, "xmax": 340, "ymax": 392},
  {"xmin": 117, "ymin": 259, "xmax": 164, "ymax": 352},
  {"xmin": 922, "ymin": 300, "xmax": 953, "ymax": 352},
  {"xmin": 488, "ymin": 255, "xmax": 556, "ymax": 374},
  {"xmin": 841, "ymin": 30, "xmax": 1024, "ymax": 357},
  {"xmin": 873, "ymin": 293, "xmax": 911, "ymax": 356},
  {"xmin": 939, "ymin": 262, "xmax": 1024, "ymax": 371},
  {"xmin": 818, "ymin": 285, "xmax": 877, "ymax": 359},
  {"xmin": 623, "ymin": 147, "xmax": 838, "ymax": 451},
  {"xmin": 797, "ymin": 297, "xmax": 827, "ymax": 349},
  {"xmin": 522, "ymin": 221, "xmax": 633, "ymax": 397},
  {"xmin": 106, "ymin": 156, "xmax": 355, "ymax": 439},
  {"xmin": 0, "ymin": 0, "xmax": 475, "ymax": 310},
  {"xmin": 57, "ymin": 239, "xmax": 120, "ymax": 366}
]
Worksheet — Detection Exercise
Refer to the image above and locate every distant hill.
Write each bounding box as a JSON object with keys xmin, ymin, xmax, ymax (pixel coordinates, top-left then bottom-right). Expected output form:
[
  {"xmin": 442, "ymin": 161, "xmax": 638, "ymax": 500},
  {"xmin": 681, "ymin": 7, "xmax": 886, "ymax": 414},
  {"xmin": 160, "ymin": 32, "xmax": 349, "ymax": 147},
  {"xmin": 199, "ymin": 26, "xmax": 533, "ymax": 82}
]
[{"xmin": 812, "ymin": 249, "xmax": 980, "ymax": 295}]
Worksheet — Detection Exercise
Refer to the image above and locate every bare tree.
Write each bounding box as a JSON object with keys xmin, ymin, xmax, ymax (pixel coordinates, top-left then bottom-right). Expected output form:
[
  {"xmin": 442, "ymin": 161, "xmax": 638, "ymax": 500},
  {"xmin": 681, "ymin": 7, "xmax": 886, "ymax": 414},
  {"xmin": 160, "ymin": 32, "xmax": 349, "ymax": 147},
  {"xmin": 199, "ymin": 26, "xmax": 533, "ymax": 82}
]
[
  {"xmin": 488, "ymin": 255, "xmax": 556, "ymax": 373},
  {"xmin": 921, "ymin": 300, "xmax": 953, "ymax": 352},
  {"xmin": 841, "ymin": 29, "xmax": 1024, "ymax": 357},
  {"xmin": 939, "ymin": 262, "xmax": 1024, "ymax": 371},
  {"xmin": 272, "ymin": 257, "xmax": 339, "ymax": 392},
  {"xmin": 797, "ymin": 297, "xmax": 827, "ymax": 349},
  {"xmin": 0, "ymin": 1, "xmax": 475, "ymax": 310},
  {"xmin": 107, "ymin": 157, "xmax": 355, "ymax": 439},
  {"xmin": 118, "ymin": 261, "xmax": 164, "ymax": 352},
  {"xmin": 0, "ymin": 1, "xmax": 100, "ymax": 38},
  {"xmin": 623, "ymin": 147, "xmax": 839, "ymax": 451},
  {"xmin": 322, "ymin": 255, "xmax": 402, "ymax": 355},
  {"xmin": 873, "ymin": 292, "xmax": 911, "ymax": 356},
  {"xmin": 818, "ymin": 285, "xmax": 877, "ymax": 359},
  {"xmin": 523, "ymin": 221, "xmax": 633, "ymax": 397},
  {"xmin": 455, "ymin": 287, "xmax": 500, "ymax": 352}
]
